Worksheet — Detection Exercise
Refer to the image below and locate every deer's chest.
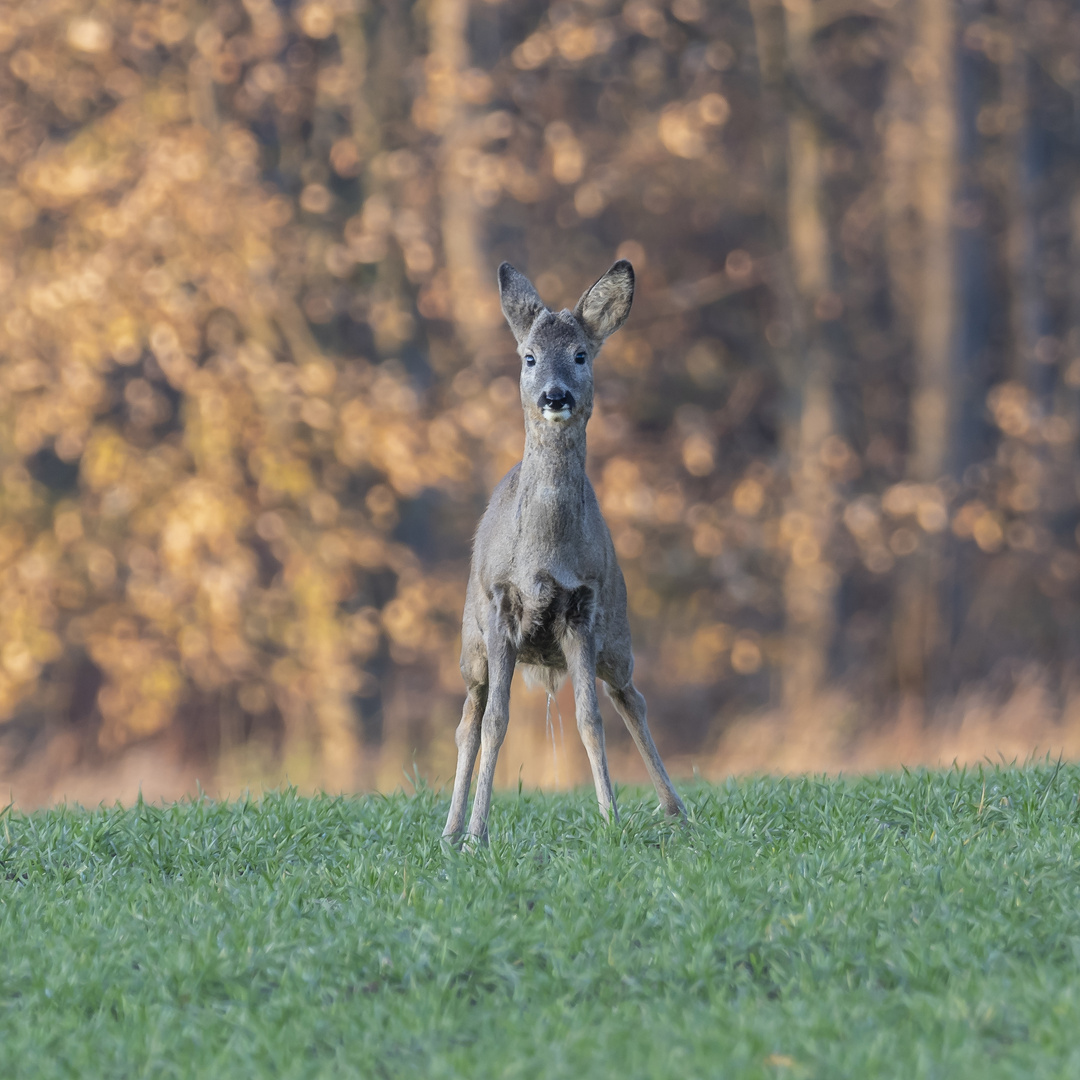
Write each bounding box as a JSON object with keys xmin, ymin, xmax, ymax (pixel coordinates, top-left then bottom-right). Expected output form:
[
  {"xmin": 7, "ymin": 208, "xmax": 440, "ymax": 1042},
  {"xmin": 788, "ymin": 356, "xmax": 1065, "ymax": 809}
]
[{"xmin": 515, "ymin": 485, "xmax": 584, "ymax": 546}]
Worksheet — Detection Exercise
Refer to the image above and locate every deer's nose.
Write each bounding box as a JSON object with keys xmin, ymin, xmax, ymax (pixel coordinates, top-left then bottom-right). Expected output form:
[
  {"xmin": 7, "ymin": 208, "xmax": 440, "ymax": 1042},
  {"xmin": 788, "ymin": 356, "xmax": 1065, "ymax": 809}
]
[{"xmin": 538, "ymin": 388, "xmax": 574, "ymax": 411}]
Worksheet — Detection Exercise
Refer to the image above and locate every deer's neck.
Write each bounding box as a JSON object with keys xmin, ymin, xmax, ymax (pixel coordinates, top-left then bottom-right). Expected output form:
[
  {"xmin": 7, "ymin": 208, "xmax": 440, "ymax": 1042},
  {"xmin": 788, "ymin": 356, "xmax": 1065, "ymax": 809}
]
[{"xmin": 516, "ymin": 420, "xmax": 588, "ymax": 549}]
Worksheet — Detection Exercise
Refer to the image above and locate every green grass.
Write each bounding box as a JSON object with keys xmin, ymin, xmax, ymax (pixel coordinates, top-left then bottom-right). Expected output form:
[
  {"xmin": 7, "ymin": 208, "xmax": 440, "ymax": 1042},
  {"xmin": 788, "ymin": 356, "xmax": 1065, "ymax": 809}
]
[{"xmin": 2, "ymin": 767, "xmax": 1080, "ymax": 1079}]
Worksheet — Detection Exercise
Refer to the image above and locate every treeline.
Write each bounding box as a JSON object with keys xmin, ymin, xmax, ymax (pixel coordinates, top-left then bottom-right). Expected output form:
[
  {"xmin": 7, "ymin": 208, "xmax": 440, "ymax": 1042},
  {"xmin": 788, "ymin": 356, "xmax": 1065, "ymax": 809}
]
[{"xmin": 1, "ymin": 0, "xmax": 1079, "ymax": 789}]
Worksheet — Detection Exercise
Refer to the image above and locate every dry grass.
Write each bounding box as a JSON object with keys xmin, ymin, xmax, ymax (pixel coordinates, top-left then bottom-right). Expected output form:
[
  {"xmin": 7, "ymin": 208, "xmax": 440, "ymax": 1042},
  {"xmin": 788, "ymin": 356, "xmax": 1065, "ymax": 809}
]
[{"xmin": 5, "ymin": 670, "xmax": 1079, "ymax": 810}]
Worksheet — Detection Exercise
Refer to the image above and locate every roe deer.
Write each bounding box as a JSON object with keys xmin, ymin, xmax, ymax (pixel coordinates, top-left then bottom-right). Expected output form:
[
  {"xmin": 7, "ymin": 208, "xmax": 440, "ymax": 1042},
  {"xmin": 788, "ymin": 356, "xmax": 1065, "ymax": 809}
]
[{"xmin": 443, "ymin": 259, "xmax": 685, "ymax": 843}]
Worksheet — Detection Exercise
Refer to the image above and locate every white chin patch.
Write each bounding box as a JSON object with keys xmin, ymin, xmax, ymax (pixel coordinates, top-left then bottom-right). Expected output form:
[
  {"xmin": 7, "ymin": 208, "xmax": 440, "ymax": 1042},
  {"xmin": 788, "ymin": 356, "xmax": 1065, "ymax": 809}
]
[{"xmin": 542, "ymin": 406, "xmax": 572, "ymax": 422}]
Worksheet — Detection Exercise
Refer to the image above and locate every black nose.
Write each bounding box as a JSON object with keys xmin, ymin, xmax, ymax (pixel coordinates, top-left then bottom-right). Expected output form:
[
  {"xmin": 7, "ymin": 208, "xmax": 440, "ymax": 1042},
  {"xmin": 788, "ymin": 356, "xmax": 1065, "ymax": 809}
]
[{"xmin": 538, "ymin": 388, "xmax": 574, "ymax": 410}]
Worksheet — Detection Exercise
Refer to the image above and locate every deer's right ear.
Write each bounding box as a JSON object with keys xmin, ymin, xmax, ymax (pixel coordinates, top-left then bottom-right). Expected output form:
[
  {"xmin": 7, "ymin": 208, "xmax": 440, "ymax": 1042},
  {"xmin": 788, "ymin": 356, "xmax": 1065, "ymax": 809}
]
[{"xmin": 498, "ymin": 263, "xmax": 546, "ymax": 343}]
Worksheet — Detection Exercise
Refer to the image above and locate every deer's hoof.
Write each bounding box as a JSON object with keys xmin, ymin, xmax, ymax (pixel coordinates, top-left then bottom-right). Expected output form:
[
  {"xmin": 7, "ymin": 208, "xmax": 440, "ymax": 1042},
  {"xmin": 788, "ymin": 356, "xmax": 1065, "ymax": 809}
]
[{"xmin": 461, "ymin": 831, "xmax": 488, "ymax": 854}]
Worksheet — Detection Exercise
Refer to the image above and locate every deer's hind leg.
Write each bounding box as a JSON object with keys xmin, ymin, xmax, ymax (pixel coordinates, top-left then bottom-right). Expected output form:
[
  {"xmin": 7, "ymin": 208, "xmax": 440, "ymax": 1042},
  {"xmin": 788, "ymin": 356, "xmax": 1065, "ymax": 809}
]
[
  {"xmin": 604, "ymin": 680, "xmax": 685, "ymax": 819},
  {"xmin": 443, "ymin": 679, "xmax": 487, "ymax": 839}
]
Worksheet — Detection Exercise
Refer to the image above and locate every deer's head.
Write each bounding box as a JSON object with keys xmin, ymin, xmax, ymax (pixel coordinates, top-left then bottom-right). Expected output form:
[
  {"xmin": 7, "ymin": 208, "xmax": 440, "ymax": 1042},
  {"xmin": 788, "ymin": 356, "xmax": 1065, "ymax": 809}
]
[{"xmin": 498, "ymin": 260, "xmax": 635, "ymax": 429}]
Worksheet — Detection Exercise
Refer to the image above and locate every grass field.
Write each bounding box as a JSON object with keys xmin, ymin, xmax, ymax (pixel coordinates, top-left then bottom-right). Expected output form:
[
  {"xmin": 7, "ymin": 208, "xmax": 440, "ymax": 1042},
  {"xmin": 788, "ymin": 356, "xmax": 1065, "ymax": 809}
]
[{"xmin": 2, "ymin": 767, "xmax": 1080, "ymax": 1079}]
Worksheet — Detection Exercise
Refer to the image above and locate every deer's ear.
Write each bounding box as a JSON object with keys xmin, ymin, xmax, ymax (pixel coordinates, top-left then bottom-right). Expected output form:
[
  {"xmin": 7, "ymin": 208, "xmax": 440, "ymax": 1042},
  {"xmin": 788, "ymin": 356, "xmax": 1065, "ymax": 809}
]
[
  {"xmin": 498, "ymin": 263, "xmax": 546, "ymax": 343},
  {"xmin": 574, "ymin": 260, "xmax": 634, "ymax": 346}
]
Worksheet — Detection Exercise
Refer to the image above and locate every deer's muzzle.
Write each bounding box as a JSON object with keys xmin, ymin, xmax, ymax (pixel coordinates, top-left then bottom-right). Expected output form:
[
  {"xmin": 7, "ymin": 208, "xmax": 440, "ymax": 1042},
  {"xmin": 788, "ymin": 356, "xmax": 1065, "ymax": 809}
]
[{"xmin": 538, "ymin": 388, "xmax": 575, "ymax": 421}]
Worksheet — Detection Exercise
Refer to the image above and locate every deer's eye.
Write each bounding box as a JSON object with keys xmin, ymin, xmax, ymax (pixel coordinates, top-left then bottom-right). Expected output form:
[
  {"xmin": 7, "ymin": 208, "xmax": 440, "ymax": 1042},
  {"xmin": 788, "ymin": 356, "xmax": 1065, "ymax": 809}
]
[
  {"xmin": 574, "ymin": 351, "xmax": 587, "ymax": 364},
  {"xmin": 525, "ymin": 354, "xmax": 536, "ymax": 366}
]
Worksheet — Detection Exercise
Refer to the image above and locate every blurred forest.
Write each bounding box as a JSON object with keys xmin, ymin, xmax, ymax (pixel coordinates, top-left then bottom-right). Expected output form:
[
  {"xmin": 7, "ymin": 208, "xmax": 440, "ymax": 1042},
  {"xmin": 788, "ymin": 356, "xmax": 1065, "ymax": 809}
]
[{"xmin": 3, "ymin": 0, "xmax": 1080, "ymax": 804}]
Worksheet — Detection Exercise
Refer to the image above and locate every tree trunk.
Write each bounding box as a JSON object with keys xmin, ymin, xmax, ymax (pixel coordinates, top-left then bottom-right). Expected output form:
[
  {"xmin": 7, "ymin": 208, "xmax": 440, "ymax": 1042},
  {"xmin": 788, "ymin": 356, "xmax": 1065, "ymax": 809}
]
[
  {"xmin": 426, "ymin": 0, "xmax": 501, "ymax": 364},
  {"xmin": 750, "ymin": 0, "xmax": 840, "ymax": 715},
  {"xmin": 891, "ymin": 0, "xmax": 958, "ymax": 707},
  {"xmin": 1004, "ymin": 27, "xmax": 1051, "ymax": 401}
]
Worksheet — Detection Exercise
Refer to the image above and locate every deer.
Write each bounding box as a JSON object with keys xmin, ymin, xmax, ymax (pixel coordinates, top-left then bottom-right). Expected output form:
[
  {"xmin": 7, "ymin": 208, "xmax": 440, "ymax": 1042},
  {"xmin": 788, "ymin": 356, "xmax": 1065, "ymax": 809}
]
[{"xmin": 443, "ymin": 259, "xmax": 686, "ymax": 844}]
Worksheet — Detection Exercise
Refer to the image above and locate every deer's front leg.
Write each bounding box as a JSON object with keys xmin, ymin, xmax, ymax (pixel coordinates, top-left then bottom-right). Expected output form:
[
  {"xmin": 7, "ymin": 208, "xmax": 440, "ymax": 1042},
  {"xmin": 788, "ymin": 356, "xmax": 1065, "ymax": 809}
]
[
  {"xmin": 563, "ymin": 626, "xmax": 618, "ymax": 823},
  {"xmin": 443, "ymin": 681, "xmax": 487, "ymax": 839},
  {"xmin": 465, "ymin": 602, "xmax": 517, "ymax": 842}
]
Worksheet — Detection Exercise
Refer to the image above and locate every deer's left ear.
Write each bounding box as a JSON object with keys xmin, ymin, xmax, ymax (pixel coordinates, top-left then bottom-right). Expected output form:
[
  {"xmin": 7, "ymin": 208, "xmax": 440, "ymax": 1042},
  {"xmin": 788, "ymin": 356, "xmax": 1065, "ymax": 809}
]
[{"xmin": 574, "ymin": 260, "xmax": 634, "ymax": 347}]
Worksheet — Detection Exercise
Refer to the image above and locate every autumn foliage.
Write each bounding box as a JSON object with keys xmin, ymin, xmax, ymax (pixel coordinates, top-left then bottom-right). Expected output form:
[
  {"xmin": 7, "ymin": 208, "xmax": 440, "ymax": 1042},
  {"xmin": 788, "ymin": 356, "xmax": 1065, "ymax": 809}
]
[{"xmin": 2, "ymin": 0, "xmax": 1080, "ymax": 796}]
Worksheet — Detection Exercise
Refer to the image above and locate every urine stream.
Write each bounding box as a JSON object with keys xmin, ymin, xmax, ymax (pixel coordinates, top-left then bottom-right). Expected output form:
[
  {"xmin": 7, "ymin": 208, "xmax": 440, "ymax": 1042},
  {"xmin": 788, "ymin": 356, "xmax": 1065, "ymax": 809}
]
[{"xmin": 544, "ymin": 692, "xmax": 567, "ymax": 790}]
